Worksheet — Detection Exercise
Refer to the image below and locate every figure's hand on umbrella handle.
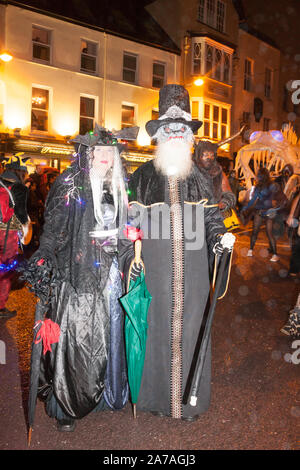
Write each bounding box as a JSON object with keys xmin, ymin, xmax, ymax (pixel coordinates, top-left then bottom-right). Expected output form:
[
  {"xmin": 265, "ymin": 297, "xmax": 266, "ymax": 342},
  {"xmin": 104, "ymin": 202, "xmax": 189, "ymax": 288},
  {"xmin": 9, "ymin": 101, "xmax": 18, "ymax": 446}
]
[{"xmin": 213, "ymin": 232, "xmax": 235, "ymax": 256}]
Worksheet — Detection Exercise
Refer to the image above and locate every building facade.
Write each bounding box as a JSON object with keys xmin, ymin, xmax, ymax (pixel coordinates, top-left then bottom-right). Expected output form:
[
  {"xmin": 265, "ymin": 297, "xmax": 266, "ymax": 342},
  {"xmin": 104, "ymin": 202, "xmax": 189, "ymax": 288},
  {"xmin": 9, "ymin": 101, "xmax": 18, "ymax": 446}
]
[
  {"xmin": 147, "ymin": 0, "xmax": 240, "ymax": 159},
  {"xmin": 0, "ymin": 2, "xmax": 180, "ymax": 173},
  {"xmin": 147, "ymin": 0, "xmax": 283, "ymax": 163},
  {"xmin": 231, "ymin": 25, "xmax": 281, "ymax": 155}
]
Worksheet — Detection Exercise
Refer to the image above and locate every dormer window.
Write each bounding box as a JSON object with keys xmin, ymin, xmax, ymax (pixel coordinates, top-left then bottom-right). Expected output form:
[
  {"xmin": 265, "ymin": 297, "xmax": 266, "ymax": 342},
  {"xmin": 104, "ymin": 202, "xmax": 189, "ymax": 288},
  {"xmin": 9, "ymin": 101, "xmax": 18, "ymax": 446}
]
[{"xmin": 198, "ymin": 0, "xmax": 226, "ymax": 33}]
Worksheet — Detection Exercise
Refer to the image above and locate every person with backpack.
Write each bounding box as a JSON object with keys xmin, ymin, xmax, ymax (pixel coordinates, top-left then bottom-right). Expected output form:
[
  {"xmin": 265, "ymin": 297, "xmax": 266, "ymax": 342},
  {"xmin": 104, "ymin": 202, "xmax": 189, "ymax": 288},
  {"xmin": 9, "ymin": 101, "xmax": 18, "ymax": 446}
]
[{"xmin": 0, "ymin": 154, "xmax": 31, "ymax": 318}]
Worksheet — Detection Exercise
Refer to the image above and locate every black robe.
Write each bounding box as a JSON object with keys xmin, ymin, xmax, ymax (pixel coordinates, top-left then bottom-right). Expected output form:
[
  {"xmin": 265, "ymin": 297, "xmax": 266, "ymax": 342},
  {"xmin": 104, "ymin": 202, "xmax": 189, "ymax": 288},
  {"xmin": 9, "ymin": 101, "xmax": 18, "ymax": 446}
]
[
  {"xmin": 23, "ymin": 157, "xmax": 128, "ymax": 419},
  {"xmin": 119, "ymin": 161, "xmax": 231, "ymax": 419}
]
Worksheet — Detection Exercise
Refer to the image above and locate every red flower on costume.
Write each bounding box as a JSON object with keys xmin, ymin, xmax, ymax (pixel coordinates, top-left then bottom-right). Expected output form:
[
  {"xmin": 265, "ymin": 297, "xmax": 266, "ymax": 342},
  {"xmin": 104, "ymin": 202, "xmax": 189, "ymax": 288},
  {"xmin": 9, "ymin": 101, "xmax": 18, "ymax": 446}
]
[
  {"xmin": 34, "ymin": 319, "xmax": 61, "ymax": 355},
  {"xmin": 123, "ymin": 226, "xmax": 143, "ymax": 242}
]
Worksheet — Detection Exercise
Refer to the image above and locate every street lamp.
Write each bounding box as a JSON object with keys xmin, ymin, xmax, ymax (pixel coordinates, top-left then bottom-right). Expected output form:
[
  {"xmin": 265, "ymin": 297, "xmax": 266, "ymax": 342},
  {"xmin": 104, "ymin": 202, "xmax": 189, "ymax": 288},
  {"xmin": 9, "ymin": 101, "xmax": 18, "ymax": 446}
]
[
  {"xmin": 194, "ymin": 78, "xmax": 204, "ymax": 87},
  {"xmin": 0, "ymin": 52, "xmax": 13, "ymax": 62}
]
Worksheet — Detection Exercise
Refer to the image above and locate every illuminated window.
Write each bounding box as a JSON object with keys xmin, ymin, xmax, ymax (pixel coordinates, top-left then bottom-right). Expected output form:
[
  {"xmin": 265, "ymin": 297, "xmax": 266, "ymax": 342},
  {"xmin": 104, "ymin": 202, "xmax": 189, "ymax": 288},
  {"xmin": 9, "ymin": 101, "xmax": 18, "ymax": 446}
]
[
  {"xmin": 32, "ymin": 26, "xmax": 51, "ymax": 63},
  {"xmin": 193, "ymin": 42, "xmax": 202, "ymax": 75},
  {"xmin": 223, "ymin": 52, "xmax": 230, "ymax": 83},
  {"xmin": 206, "ymin": 44, "xmax": 213, "ymax": 75},
  {"xmin": 215, "ymin": 48, "xmax": 222, "ymax": 81},
  {"xmin": 152, "ymin": 62, "xmax": 165, "ymax": 88},
  {"xmin": 31, "ymin": 88, "xmax": 49, "ymax": 132},
  {"xmin": 79, "ymin": 96, "xmax": 95, "ymax": 134},
  {"xmin": 197, "ymin": 0, "xmax": 226, "ymax": 33},
  {"xmin": 123, "ymin": 53, "xmax": 137, "ymax": 84},
  {"xmin": 81, "ymin": 40, "xmax": 97, "ymax": 74},
  {"xmin": 121, "ymin": 104, "xmax": 135, "ymax": 129},
  {"xmin": 152, "ymin": 109, "xmax": 159, "ymax": 120},
  {"xmin": 191, "ymin": 101, "xmax": 199, "ymax": 120},
  {"xmin": 192, "ymin": 38, "xmax": 232, "ymax": 83},
  {"xmin": 203, "ymin": 102, "xmax": 229, "ymax": 140}
]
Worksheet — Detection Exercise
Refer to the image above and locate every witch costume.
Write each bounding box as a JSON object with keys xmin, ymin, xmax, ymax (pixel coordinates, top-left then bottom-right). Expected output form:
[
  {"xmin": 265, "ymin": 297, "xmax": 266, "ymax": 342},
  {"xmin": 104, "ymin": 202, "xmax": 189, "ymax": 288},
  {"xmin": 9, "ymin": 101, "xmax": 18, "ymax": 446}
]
[
  {"xmin": 22, "ymin": 124, "xmax": 138, "ymax": 432},
  {"xmin": 119, "ymin": 85, "xmax": 234, "ymax": 420}
]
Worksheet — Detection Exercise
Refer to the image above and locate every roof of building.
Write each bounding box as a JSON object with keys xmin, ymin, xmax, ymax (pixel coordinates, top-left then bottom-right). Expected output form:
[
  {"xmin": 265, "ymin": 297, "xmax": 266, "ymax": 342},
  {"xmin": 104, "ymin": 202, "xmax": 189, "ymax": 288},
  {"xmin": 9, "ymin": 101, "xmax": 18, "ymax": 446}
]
[
  {"xmin": 239, "ymin": 21, "xmax": 280, "ymax": 50},
  {"xmin": 3, "ymin": 0, "xmax": 181, "ymax": 54}
]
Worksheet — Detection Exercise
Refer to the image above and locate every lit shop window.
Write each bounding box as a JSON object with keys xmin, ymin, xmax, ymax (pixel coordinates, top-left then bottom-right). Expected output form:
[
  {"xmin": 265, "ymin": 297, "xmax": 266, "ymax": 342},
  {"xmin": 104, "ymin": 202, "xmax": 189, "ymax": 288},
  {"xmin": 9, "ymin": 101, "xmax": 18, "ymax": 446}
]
[
  {"xmin": 81, "ymin": 40, "xmax": 97, "ymax": 74},
  {"xmin": 32, "ymin": 26, "xmax": 51, "ymax": 63},
  {"xmin": 152, "ymin": 62, "xmax": 165, "ymax": 88},
  {"xmin": 123, "ymin": 53, "xmax": 137, "ymax": 84},
  {"xmin": 31, "ymin": 88, "xmax": 49, "ymax": 132},
  {"xmin": 121, "ymin": 104, "xmax": 135, "ymax": 129},
  {"xmin": 197, "ymin": 0, "xmax": 226, "ymax": 33},
  {"xmin": 79, "ymin": 96, "xmax": 95, "ymax": 135}
]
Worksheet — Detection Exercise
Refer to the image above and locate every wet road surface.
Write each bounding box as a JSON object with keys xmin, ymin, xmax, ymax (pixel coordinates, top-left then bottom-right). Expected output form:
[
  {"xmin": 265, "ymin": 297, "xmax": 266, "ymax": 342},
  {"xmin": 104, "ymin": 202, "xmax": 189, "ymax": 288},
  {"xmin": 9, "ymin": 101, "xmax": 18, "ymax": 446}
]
[{"xmin": 0, "ymin": 226, "xmax": 299, "ymax": 451}]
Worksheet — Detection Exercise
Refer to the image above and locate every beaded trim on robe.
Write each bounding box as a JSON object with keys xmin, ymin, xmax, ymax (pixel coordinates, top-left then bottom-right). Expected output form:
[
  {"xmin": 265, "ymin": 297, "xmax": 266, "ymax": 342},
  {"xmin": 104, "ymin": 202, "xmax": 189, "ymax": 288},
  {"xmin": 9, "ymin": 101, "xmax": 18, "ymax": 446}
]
[{"xmin": 168, "ymin": 176, "xmax": 184, "ymax": 419}]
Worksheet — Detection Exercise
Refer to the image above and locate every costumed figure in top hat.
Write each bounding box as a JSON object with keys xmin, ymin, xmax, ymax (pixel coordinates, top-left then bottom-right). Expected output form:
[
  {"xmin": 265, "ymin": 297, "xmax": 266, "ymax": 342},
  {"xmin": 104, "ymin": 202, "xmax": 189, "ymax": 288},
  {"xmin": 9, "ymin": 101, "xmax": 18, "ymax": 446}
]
[
  {"xmin": 193, "ymin": 130, "xmax": 244, "ymax": 219},
  {"xmin": 21, "ymin": 124, "xmax": 138, "ymax": 433},
  {"xmin": 0, "ymin": 154, "xmax": 31, "ymax": 318},
  {"xmin": 119, "ymin": 84, "xmax": 235, "ymax": 421}
]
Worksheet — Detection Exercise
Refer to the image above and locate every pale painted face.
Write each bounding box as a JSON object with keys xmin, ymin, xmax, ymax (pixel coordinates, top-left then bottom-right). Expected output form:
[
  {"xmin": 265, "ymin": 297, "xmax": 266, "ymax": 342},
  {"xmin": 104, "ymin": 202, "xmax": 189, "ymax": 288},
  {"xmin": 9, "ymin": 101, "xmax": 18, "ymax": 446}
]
[
  {"xmin": 154, "ymin": 122, "xmax": 193, "ymax": 144},
  {"xmin": 92, "ymin": 145, "xmax": 115, "ymax": 176}
]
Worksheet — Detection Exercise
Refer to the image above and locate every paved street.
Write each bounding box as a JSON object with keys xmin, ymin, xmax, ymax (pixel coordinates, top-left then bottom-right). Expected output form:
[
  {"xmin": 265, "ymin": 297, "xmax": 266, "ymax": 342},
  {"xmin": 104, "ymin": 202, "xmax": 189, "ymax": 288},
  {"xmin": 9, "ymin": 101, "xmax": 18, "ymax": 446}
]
[{"xmin": 0, "ymin": 225, "xmax": 299, "ymax": 451}]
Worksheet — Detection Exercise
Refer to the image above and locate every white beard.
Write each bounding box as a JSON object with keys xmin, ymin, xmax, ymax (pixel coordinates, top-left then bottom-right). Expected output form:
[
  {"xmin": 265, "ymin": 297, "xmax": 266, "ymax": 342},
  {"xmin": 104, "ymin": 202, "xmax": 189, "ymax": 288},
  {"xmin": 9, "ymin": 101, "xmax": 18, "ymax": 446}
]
[{"xmin": 154, "ymin": 139, "xmax": 193, "ymax": 178}]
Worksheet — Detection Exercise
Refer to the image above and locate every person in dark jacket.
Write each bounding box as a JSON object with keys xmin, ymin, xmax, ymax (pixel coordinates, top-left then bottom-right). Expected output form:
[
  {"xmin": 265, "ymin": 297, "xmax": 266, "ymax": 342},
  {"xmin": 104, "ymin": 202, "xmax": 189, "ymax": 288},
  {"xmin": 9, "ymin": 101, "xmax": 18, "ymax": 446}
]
[
  {"xmin": 241, "ymin": 167, "xmax": 287, "ymax": 261},
  {"xmin": 0, "ymin": 155, "xmax": 31, "ymax": 318}
]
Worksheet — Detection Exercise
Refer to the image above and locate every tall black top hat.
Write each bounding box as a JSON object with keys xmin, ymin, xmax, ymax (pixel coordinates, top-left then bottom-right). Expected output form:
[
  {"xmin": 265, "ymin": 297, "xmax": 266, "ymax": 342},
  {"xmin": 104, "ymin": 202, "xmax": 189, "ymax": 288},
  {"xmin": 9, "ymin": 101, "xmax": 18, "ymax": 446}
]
[{"xmin": 145, "ymin": 84, "xmax": 202, "ymax": 137}]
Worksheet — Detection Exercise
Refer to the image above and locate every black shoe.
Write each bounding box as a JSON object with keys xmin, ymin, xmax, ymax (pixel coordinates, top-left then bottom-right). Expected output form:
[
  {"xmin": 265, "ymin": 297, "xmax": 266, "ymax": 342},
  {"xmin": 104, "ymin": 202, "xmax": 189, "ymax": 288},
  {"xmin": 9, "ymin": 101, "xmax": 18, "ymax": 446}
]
[
  {"xmin": 0, "ymin": 308, "xmax": 17, "ymax": 318},
  {"xmin": 181, "ymin": 415, "xmax": 199, "ymax": 422},
  {"xmin": 56, "ymin": 418, "xmax": 76, "ymax": 432}
]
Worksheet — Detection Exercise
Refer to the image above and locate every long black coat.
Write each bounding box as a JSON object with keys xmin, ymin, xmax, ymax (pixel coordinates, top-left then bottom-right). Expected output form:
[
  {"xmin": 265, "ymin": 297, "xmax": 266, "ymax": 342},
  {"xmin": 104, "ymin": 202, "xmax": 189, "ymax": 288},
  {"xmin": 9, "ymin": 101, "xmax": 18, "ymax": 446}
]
[{"xmin": 119, "ymin": 161, "xmax": 231, "ymax": 419}]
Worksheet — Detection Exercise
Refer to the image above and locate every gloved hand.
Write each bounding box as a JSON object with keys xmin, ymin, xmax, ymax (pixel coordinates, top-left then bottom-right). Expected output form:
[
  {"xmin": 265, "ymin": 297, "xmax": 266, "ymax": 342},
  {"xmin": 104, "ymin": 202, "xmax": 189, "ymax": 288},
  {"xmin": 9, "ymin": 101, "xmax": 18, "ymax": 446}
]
[
  {"xmin": 130, "ymin": 262, "xmax": 143, "ymax": 282},
  {"xmin": 213, "ymin": 232, "xmax": 236, "ymax": 256}
]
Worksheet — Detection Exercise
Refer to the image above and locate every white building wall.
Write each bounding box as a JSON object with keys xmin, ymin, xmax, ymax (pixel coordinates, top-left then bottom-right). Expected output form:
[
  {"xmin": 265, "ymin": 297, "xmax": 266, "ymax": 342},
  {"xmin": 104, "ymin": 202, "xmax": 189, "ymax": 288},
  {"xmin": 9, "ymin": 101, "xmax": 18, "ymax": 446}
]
[{"xmin": 1, "ymin": 4, "xmax": 179, "ymax": 148}]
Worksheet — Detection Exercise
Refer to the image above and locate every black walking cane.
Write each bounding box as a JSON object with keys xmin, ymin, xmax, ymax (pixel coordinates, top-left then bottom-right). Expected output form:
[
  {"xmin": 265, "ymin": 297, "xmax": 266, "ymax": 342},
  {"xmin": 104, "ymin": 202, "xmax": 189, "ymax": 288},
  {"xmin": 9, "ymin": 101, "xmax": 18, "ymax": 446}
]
[{"xmin": 182, "ymin": 248, "xmax": 230, "ymax": 407}]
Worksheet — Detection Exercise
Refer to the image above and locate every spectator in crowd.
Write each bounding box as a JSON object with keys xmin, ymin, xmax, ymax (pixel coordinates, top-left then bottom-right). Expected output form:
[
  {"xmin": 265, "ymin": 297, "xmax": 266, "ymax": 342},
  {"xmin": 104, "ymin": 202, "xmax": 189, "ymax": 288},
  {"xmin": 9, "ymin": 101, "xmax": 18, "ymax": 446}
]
[
  {"xmin": 0, "ymin": 155, "xmax": 31, "ymax": 318},
  {"xmin": 241, "ymin": 167, "xmax": 287, "ymax": 262}
]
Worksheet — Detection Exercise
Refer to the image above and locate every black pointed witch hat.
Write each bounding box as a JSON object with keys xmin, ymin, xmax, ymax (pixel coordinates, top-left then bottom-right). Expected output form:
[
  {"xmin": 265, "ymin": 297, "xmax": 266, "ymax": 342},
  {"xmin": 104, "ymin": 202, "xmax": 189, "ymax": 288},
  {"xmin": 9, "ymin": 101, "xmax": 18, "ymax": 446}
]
[{"xmin": 71, "ymin": 123, "xmax": 139, "ymax": 153}]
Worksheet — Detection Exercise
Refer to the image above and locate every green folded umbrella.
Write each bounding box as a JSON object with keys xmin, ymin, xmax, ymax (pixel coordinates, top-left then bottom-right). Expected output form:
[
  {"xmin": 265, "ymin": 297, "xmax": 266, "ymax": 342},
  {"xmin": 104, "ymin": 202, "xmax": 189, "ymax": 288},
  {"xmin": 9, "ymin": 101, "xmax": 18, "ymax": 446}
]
[{"xmin": 120, "ymin": 269, "xmax": 152, "ymax": 418}]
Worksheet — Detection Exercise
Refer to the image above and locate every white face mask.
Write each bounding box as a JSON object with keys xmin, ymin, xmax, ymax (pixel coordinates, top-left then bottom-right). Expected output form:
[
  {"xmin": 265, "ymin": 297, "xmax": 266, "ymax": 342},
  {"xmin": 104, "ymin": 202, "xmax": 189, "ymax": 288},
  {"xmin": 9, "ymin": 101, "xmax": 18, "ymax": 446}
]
[{"xmin": 91, "ymin": 146, "xmax": 115, "ymax": 177}]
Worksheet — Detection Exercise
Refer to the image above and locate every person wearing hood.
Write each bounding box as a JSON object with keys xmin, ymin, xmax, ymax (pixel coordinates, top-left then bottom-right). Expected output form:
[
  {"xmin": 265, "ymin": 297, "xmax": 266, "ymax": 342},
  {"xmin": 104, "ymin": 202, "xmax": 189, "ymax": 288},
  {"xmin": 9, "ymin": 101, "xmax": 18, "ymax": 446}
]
[
  {"xmin": 0, "ymin": 155, "xmax": 31, "ymax": 318},
  {"xmin": 194, "ymin": 140, "xmax": 236, "ymax": 218},
  {"xmin": 21, "ymin": 124, "xmax": 138, "ymax": 433}
]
